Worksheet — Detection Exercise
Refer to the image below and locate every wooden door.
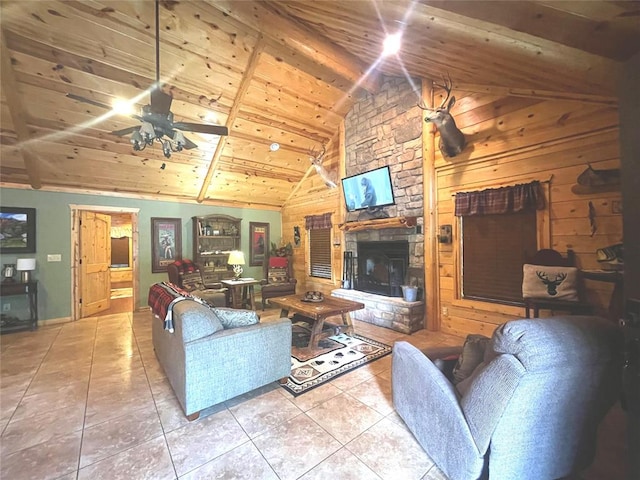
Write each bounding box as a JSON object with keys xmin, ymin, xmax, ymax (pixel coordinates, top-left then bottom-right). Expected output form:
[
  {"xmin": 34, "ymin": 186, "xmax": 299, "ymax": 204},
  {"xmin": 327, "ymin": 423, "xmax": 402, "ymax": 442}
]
[{"xmin": 80, "ymin": 211, "xmax": 111, "ymax": 317}]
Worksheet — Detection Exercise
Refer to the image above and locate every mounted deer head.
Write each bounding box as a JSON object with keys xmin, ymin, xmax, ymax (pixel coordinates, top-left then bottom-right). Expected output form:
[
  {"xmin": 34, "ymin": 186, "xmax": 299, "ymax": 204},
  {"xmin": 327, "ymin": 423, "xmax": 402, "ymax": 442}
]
[
  {"xmin": 536, "ymin": 271, "xmax": 567, "ymax": 296},
  {"xmin": 309, "ymin": 144, "xmax": 337, "ymax": 189},
  {"xmin": 418, "ymin": 75, "xmax": 466, "ymax": 158}
]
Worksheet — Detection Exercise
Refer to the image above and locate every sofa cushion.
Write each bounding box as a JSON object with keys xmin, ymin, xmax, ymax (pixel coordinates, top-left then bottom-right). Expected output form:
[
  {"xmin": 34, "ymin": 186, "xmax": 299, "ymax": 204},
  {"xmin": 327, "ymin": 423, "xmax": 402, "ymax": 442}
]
[
  {"xmin": 522, "ymin": 264, "xmax": 579, "ymax": 301},
  {"xmin": 452, "ymin": 334, "xmax": 490, "ymax": 384}
]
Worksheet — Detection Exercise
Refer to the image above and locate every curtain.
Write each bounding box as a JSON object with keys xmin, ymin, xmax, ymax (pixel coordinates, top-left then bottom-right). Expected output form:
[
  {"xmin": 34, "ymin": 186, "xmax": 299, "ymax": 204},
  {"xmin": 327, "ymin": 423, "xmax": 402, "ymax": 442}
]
[
  {"xmin": 305, "ymin": 212, "xmax": 332, "ymax": 230},
  {"xmin": 455, "ymin": 181, "xmax": 545, "ymax": 216},
  {"xmin": 111, "ymin": 225, "xmax": 132, "ymax": 238}
]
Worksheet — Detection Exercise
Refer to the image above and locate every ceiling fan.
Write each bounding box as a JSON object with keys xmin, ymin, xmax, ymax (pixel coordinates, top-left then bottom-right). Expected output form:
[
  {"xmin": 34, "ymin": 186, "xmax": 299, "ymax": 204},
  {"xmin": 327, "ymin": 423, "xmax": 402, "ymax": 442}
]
[{"xmin": 66, "ymin": 0, "xmax": 228, "ymax": 158}]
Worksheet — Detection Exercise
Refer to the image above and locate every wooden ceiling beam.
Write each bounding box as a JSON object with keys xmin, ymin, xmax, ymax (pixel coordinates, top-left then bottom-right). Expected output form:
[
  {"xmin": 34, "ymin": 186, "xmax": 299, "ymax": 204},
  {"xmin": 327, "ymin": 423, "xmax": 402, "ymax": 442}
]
[
  {"xmin": 0, "ymin": 31, "xmax": 42, "ymax": 189},
  {"xmin": 210, "ymin": 0, "xmax": 381, "ymax": 94},
  {"xmin": 197, "ymin": 35, "xmax": 266, "ymax": 202}
]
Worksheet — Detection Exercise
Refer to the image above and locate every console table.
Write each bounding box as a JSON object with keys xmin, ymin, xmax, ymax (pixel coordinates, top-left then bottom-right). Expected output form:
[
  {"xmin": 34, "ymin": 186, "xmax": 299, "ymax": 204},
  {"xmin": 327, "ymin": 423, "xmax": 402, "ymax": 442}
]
[{"xmin": 0, "ymin": 281, "xmax": 38, "ymax": 334}]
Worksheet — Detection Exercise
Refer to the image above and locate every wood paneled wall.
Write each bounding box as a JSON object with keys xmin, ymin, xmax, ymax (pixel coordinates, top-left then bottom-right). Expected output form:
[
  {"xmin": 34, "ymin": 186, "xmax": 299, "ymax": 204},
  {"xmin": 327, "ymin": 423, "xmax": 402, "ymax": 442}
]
[
  {"xmin": 281, "ymin": 138, "xmax": 343, "ymax": 296},
  {"xmin": 282, "ymin": 78, "xmax": 622, "ymax": 337},
  {"xmin": 436, "ymin": 91, "xmax": 622, "ymax": 337}
]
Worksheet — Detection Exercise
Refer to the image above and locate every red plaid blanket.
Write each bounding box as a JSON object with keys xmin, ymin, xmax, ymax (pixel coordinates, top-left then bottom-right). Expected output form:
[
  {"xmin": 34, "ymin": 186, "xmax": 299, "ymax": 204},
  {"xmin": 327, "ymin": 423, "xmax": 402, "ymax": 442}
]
[
  {"xmin": 148, "ymin": 282, "xmax": 193, "ymax": 332},
  {"xmin": 172, "ymin": 258, "xmax": 198, "ymax": 274}
]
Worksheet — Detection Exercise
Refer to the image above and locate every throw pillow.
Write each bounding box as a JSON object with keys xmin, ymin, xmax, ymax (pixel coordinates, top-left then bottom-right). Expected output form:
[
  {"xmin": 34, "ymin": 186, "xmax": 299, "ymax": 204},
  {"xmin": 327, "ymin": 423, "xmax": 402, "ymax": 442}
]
[
  {"xmin": 452, "ymin": 334, "xmax": 490, "ymax": 384},
  {"xmin": 522, "ymin": 264, "xmax": 579, "ymax": 301},
  {"xmin": 212, "ymin": 307, "xmax": 259, "ymax": 329},
  {"xmin": 268, "ymin": 267, "xmax": 288, "ymax": 284}
]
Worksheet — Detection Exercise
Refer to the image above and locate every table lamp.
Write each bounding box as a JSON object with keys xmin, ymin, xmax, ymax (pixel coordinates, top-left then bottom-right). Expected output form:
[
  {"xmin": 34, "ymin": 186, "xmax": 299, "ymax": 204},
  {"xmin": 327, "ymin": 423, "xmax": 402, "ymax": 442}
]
[
  {"xmin": 16, "ymin": 258, "xmax": 36, "ymax": 283},
  {"xmin": 227, "ymin": 250, "xmax": 245, "ymax": 279}
]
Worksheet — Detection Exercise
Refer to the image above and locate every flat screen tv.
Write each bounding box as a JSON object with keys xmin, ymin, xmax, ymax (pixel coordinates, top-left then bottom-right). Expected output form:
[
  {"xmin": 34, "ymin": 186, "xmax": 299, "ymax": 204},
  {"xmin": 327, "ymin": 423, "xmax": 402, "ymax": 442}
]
[{"xmin": 341, "ymin": 166, "xmax": 395, "ymax": 212}]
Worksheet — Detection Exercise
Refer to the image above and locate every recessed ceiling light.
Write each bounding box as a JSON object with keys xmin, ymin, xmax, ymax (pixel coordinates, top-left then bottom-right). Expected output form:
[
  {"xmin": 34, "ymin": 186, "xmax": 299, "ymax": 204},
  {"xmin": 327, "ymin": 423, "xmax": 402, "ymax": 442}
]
[
  {"xmin": 269, "ymin": 142, "xmax": 280, "ymax": 152},
  {"xmin": 382, "ymin": 32, "xmax": 402, "ymax": 56}
]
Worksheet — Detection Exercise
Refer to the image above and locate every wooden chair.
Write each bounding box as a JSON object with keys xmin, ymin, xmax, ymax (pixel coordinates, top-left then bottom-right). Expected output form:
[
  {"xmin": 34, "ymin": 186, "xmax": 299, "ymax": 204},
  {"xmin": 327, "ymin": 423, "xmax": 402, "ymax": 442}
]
[
  {"xmin": 523, "ymin": 249, "xmax": 593, "ymax": 318},
  {"xmin": 167, "ymin": 259, "xmax": 227, "ymax": 307}
]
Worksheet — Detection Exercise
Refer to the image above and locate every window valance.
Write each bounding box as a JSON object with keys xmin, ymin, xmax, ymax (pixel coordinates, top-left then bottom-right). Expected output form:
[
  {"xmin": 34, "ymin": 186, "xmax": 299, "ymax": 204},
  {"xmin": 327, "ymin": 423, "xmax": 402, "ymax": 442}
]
[
  {"xmin": 455, "ymin": 181, "xmax": 545, "ymax": 216},
  {"xmin": 305, "ymin": 213, "xmax": 332, "ymax": 230},
  {"xmin": 111, "ymin": 226, "xmax": 132, "ymax": 238}
]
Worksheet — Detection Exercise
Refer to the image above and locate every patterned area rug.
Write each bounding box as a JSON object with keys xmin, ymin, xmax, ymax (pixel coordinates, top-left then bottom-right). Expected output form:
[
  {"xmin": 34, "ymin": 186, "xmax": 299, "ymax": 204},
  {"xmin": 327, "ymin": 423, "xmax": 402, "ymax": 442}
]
[{"xmin": 282, "ymin": 322, "xmax": 392, "ymax": 396}]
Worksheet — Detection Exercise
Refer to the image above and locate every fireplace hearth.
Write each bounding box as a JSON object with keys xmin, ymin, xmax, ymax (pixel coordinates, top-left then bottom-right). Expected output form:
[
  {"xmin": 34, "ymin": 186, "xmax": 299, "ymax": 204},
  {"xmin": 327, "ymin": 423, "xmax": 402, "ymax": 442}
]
[{"xmin": 356, "ymin": 241, "xmax": 408, "ymax": 297}]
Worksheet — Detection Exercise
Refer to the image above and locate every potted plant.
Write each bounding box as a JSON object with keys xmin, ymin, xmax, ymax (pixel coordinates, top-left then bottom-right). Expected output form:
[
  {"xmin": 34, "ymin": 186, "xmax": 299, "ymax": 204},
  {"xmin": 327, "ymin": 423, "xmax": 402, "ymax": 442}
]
[
  {"xmin": 401, "ymin": 272, "xmax": 421, "ymax": 302},
  {"xmin": 270, "ymin": 241, "xmax": 293, "ymax": 257}
]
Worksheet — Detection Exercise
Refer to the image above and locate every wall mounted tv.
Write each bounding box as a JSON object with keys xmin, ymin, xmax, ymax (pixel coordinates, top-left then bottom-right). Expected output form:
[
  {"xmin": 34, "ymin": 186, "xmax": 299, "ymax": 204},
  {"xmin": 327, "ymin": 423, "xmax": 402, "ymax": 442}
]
[{"xmin": 341, "ymin": 166, "xmax": 395, "ymax": 212}]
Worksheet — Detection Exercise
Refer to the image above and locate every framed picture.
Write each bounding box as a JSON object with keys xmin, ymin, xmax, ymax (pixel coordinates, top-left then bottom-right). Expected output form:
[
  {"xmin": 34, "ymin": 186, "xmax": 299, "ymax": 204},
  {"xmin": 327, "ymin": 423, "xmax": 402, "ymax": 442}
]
[
  {"xmin": 249, "ymin": 222, "xmax": 269, "ymax": 266},
  {"xmin": 0, "ymin": 207, "xmax": 36, "ymax": 254},
  {"xmin": 151, "ymin": 217, "xmax": 182, "ymax": 273}
]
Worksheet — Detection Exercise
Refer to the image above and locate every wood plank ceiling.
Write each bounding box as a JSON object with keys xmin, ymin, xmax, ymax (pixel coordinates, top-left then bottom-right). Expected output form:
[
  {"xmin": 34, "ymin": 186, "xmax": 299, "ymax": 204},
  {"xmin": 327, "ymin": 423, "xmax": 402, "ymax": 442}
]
[{"xmin": 1, "ymin": 1, "xmax": 638, "ymax": 209}]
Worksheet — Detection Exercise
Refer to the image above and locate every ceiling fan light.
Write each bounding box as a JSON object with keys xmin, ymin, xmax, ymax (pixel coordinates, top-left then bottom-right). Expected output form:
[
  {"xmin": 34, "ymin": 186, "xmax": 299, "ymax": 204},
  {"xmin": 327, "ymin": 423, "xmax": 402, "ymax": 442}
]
[
  {"xmin": 130, "ymin": 130, "xmax": 143, "ymax": 150},
  {"xmin": 162, "ymin": 139, "xmax": 172, "ymax": 158},
  {"xmin": 173, "ymin": 130, "xmax": 186, "ymax": 150},
  {"xmin": 112, "ymin": 98, "xmax": 134, "ymax": 115},
  {"xmin": 139, "ymin": 122, "xmax": 156, "ymax": 144}
]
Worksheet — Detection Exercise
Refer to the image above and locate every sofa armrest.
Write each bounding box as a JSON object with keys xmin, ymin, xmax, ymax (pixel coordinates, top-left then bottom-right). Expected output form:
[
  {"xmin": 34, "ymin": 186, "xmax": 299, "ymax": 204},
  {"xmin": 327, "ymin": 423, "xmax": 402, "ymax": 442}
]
[
  {"xmin": 392, "ymin": 341, "xmax": 485, "ymax": 480},
  {"xmin": 459, "ymin": 354, "xmax": 525, "ymax": 455}
]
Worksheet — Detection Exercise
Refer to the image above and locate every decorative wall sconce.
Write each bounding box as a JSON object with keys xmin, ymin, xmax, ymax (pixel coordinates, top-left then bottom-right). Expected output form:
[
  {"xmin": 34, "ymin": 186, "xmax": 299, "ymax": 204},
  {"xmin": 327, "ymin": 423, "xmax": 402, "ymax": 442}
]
[
  {"xmin": 438, "ymin": 225, "xmax": 452, "ymax": 244},
  {"xmin": 332, "ymin": 235, "xmax": 342, "ymax": 247}
]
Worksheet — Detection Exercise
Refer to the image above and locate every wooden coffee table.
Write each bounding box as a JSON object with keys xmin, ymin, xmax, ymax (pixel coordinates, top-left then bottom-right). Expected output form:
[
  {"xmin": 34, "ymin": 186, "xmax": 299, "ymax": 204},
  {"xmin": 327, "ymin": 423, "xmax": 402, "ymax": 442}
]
[{"xmin": 269, "ymin": 294, "xmax": 365, "ymax": 350}]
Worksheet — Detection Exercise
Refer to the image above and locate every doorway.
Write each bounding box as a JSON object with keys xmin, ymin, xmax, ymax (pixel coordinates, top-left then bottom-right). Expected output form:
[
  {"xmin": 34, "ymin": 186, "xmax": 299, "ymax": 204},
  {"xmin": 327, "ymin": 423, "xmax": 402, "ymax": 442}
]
[{"xmin": 70, "ymin": 205, "xmax": 140, "ymax": 320}]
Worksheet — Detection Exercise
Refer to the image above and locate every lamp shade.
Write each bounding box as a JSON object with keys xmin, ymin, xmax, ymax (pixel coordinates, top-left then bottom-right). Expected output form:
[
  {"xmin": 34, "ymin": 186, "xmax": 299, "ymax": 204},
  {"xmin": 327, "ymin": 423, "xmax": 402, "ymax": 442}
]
[
  {"xmin": 227, "ymin": 250, "xmax": 245, "ymax": 265},
  {"xmin": 16, "ymin": 258, "xmax": 36, "ymax": 271}
]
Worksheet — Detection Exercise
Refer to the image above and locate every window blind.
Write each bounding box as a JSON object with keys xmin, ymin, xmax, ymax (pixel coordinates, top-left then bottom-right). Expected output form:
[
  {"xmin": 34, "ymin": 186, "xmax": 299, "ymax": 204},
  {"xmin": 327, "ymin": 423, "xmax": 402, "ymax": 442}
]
[
  {"xmin": 309, "ymin": 228, "xmax": 331, "ymax": 279},
  {"xmin": 462, "ymin": 210, "xmax": 537, "ymax": 303}
]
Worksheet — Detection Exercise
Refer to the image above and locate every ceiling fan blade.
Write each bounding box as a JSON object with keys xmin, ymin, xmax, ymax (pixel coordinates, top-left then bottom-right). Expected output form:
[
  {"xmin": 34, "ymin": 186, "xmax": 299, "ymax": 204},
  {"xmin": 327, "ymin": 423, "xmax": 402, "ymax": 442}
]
[
  {"xmin": 172, "ymin": 122, "xmax": 229, "ymax": 136},
  {"xmin": 111, "ymin": 126, "xmax": 140, "ymax": 137},
  {"xmin": 182, "ymin": 135, "xmax": 198, "ymax": 150},
  {"xmin": 150, "ymin": 88, "xmax": 173, "ymax": 115},
  {"xmin": 66, "ymin": 93, "xmax": 112, "ymax": 111}
]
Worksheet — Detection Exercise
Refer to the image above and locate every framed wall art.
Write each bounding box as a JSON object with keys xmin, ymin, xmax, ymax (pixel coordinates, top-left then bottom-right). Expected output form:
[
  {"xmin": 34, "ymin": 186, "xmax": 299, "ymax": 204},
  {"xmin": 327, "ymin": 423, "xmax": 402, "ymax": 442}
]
[
  {"xmin": 151, "ymin": 217, "xmax": 182, "ymax": 273},
  {"xmin": 249, "ymin": 222, "xmax": 269, "ymax": 267},
  {"xmin": 0, "ymin": 207, "xmax": 36, "ymax": 254}
]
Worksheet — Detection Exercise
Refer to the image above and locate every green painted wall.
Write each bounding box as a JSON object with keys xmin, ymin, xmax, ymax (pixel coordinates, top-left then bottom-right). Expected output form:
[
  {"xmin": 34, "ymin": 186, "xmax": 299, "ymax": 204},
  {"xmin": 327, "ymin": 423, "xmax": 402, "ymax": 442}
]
[{"xmin": 0, "ymin": 188, "xmax": 282, "ymax": 321}]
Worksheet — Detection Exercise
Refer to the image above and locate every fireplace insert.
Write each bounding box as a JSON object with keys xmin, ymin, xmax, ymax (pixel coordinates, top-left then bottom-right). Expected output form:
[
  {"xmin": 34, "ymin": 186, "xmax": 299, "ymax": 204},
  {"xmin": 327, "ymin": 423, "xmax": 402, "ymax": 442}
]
[{"xmin": 356, "ymin": 241, "xmax": 408, "ymax": 297}]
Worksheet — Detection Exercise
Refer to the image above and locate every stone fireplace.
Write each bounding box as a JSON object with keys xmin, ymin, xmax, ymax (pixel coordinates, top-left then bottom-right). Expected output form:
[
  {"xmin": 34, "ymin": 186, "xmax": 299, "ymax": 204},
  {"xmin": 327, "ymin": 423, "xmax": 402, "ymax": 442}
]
[
  {"xmin": 356, "ymin": 240, "xmax": 408, "ymax": 297},
  {"xmin": 333, "ymin": 75, "xmax": 426, "ymax": 334}
]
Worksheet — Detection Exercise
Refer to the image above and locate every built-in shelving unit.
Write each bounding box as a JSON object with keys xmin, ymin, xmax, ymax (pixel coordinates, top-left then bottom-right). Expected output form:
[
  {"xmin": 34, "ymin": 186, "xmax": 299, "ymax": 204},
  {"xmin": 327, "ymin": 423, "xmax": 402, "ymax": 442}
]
[{"xmin": 192, "ymin": 214, "xmax": 241, "ymax": 284}]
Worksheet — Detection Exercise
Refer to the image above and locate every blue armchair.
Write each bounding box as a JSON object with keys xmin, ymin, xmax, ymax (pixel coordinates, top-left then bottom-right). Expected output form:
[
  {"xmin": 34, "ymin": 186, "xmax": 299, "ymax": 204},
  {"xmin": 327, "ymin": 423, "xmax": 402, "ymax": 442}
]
[{"xmin": 392, "ymin": 316, "xmax": 623, "ymax": 480}]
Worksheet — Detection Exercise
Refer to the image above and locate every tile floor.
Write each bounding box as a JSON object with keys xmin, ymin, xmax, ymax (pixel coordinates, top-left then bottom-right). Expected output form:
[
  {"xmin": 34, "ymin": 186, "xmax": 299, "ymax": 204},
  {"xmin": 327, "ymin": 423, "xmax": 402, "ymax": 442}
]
[
  {"xmin": 0, "ymin": 308, "xmax": 464, "ymax": 480},
  {"xmin": 1, "ymin": 307, "xmax": 625, "ymax": 480}
]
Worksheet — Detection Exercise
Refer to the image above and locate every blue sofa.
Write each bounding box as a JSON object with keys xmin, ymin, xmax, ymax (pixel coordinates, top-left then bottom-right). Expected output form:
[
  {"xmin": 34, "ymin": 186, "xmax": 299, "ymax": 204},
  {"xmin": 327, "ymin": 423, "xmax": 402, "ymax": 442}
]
[
  {"xmin": 152, "ymin": 300, "xmax": 292, "ymax": 420},
  {"xmin": 392, "ymin": 316, "xmax": 623, "ymax": 480}
]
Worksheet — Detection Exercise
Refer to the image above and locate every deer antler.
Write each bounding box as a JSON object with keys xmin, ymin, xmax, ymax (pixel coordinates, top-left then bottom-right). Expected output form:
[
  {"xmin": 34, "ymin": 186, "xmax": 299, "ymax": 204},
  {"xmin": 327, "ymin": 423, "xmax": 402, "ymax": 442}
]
[
  {"xmin": 308, "ymin": 144, "xmax": 326, "ymax": 166},
  {"xmin": 418, "ymin": 73, "xmax": 453, "ymax": 111},
  {"xmin": 308, "ymin": 144, "xmax": 336, "ymax": 189}
]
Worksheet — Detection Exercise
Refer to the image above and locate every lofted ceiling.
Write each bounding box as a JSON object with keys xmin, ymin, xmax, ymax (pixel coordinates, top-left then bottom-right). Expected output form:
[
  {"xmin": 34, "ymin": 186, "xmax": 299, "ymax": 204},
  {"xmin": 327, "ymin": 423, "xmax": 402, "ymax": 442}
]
[{"xmin": 1, "ymin": 1, "xmax": 638, "ymax": 209}]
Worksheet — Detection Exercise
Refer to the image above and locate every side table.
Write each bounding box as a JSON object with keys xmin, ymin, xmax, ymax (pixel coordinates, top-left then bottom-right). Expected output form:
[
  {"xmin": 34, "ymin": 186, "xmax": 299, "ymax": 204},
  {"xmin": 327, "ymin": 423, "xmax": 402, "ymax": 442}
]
[
  {"xmin": 0, "ymin": 281, "xmax": 38, "ymax": 333},
  {"xmin": 221, "ymin": 278, "xmax": 261, "ymax": 310}
]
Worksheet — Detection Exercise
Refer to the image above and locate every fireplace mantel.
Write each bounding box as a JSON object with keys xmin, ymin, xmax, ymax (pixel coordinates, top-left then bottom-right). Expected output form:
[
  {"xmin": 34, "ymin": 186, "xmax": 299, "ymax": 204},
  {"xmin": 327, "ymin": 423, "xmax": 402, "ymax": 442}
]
[{"xmin": 338, "ymin": 216, "xmax": 417, "ymax": 232}]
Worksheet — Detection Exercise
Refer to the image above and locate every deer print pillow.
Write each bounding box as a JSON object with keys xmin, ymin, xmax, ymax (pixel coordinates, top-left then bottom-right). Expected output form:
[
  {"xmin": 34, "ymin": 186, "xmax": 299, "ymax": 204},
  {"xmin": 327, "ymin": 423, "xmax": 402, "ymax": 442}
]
[{"xmin": 522, "ymin": 264, "xmax": 579, "ymax": 301}]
